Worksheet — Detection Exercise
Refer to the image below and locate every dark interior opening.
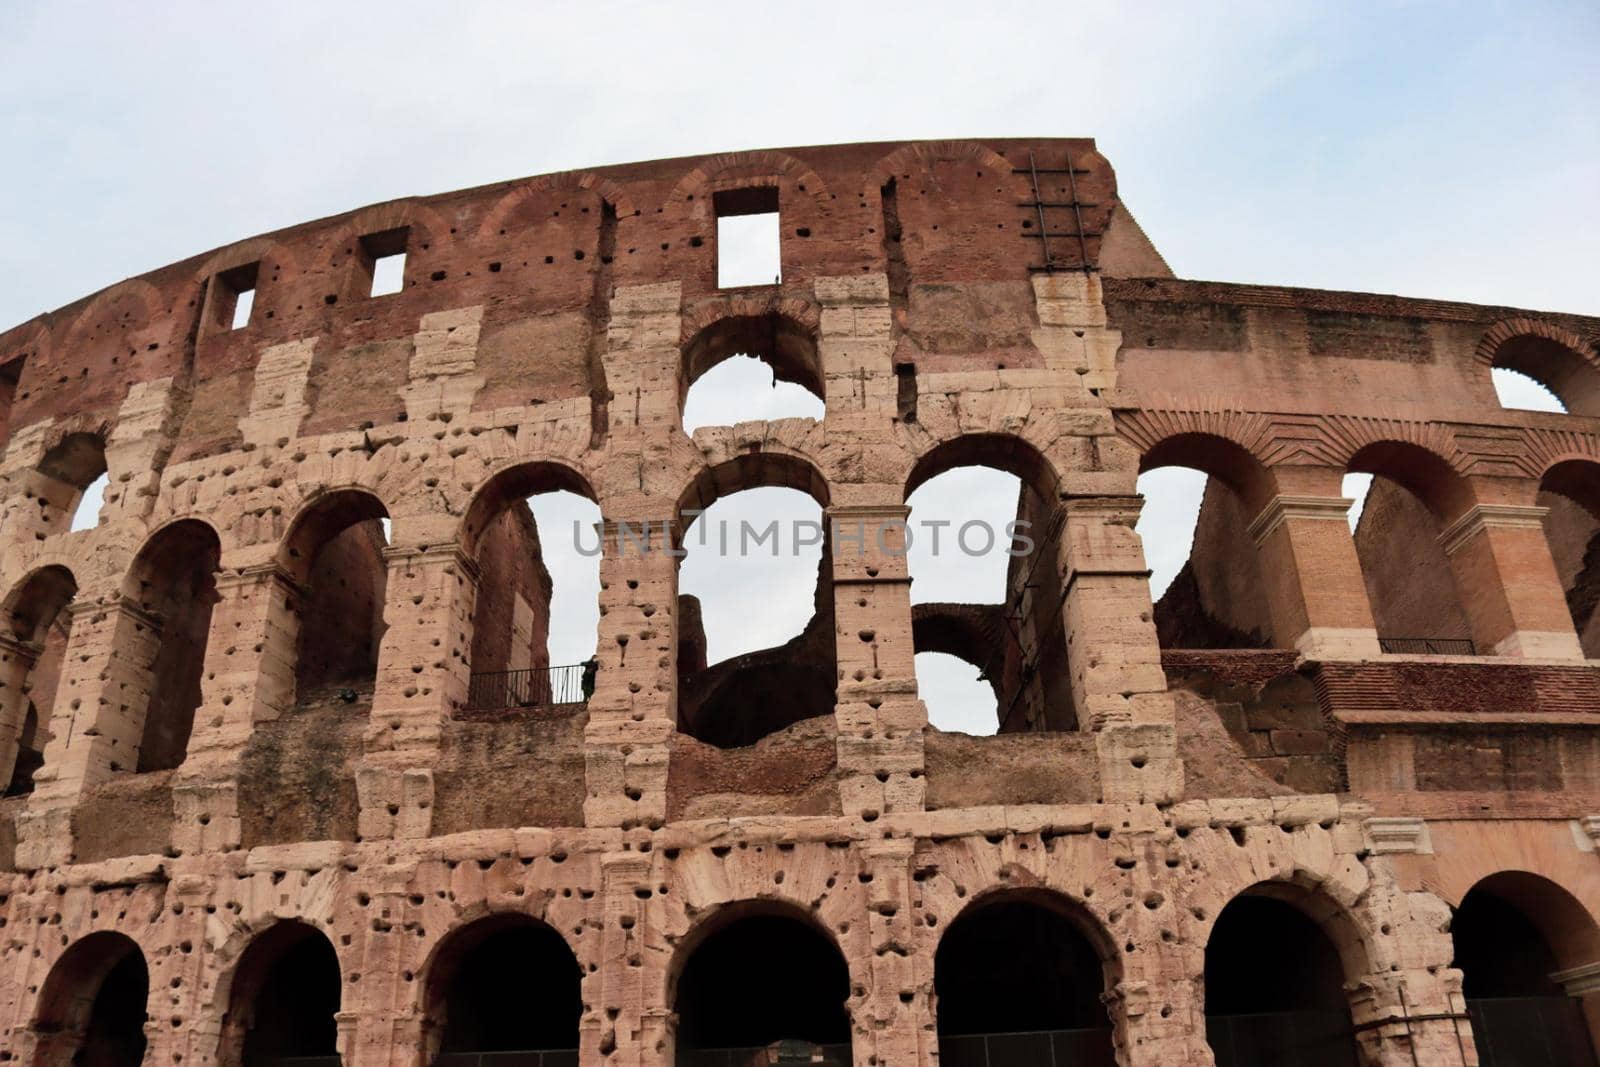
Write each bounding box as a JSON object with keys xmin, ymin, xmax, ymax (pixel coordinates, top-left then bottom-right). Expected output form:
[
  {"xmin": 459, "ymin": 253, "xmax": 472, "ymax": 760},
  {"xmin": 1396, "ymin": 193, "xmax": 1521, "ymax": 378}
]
[
  {"xmin": 933, "ymin": 897, "xmax": 1114, "ymax": 1067},
  {"xmin": 237, "ymin": 924, "xmax": 341, "ymax": 1065},
  {"xmin": 1204, "ymin": 894, "xmax": 1359, "ymax": 1067},
  {"xmin": 288, "ymin": 493, "xmax": 389, "ymax": 707},
  {"xmin": 1453, "ymin": 885, "xmax": 1600, "ymax": 1067},
  {"xmin": 75, "ymin": 946, "xmax": 148, "ymax": 1067},
  {"xmin": 431, "ymin": 917, "xmax": 581, "ymax": 1057},
  {"xmin": 132, "ymin": 520, "xmax": 221, "ymax": 772},
  {"xmin": 674, "ymin": 913, "xmax": 851, "ymax": 1058}
]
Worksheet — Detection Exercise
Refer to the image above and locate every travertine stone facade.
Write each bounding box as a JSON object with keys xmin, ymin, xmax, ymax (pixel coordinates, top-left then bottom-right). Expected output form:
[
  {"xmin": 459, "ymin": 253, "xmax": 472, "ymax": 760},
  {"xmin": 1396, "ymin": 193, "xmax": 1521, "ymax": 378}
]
[{"xmin": 0, "ymin": 139, "xmax": 1598, "ymax": 1066}]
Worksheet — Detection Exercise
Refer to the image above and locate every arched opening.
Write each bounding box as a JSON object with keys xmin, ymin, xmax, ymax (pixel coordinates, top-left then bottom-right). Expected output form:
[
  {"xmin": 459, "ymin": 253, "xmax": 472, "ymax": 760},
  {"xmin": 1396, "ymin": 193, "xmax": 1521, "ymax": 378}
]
[
  {"xmin": 1137, "ymin": 433, "xmax": 1279, "ymax": 651},
  {"xmin": 32, "ymin": 931, "xmax": 148, "ymax": 1067},
  {"xmin": 1535, "ymin": 461, "xmax": 1600, "ymax": 657},
  {"xmin": 1453, "ymin": 871, "xmax": 1600, "ymax": 1065},
  {"xmin": 934, "ymin": 892, "xmax": 1115, "ymax": 1067},
  {"xmin": 677, "ymin": 455, "xmax": 835, "ymax": 748},
  {"xmin": 1494, "ymin": 367, "xmax": 1569, "ymax": 413},
  {"xmin": 1489, "ymin": 333, "xmax": 1600, "ymax": 416},
  {"xmin": 221, "ymin": 921, "xmax": 341, "ymax": 1067},
  {"xmin": 422, "ymin": 914, "xmax": 581, "ymax": 1064},
  {"xmin": 1204, "ymin": 888, "xmax": 1361, "ymax": 1067},
  {"xmin": 460, "ymin": 464, "xmax": 600, "ymax": 714},
  {"xmin": 35, "ymin": 431, "xmax": 109, "ymax": 536},
  {"xmin": 1345, "ymin": 442, "xmax": 1476, "ymax": 655},
  {"xmin": 282, "ymin": 490, "xmax": 390, "ymax": 709},
  {"xmin": 680, "ymin": 313, "xmax": 824, "ymax": 434},
  {"xmin": 672, "ymin": 907, "xmax": 852, "ymax": 1064},
  {"xmin": 126, "ymin": 520, "xmax": 221, "ymax": 772},
  {"xmin": 912, "ymin": 598, "xmax": 1006, "ymax": 735},
  {"xmin": 905, "ymin": 435, "xmax": 1072, "ymax": 733},
  {"xmin": 0, "ymin": 565, "xmax": 76, "ymax": 796}
]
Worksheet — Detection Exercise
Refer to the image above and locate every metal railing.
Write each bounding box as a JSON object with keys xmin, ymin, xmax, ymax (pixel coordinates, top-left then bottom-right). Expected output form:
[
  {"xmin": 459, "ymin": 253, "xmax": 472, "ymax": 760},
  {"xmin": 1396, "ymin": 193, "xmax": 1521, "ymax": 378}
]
[
  {"xmin": 465, "ymin": 663, "xmax": 589, "ymax": 712},
  {"xmin": 1378, "ymin": 636, "xmax": 1477, "ymax": 656},
  {"xmin": 678, "ymin": 1045, "xmax": 852, "ymax": 1067},
  {"xmin": 937, "ymin": 1027, "xmax": 1116, "ymax": 1067},
  {"xmin": 434, "ymin": 1052, "xmax": 580, "ymax": 1067}
]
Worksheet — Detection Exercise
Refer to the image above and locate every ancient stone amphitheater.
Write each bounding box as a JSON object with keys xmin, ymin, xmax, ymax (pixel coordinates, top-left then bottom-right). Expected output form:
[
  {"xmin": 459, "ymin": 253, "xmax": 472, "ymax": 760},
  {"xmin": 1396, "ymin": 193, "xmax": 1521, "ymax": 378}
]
[{"xmin": 0, "ymin": 138, "xmax": 1597, "ymax": 1067}]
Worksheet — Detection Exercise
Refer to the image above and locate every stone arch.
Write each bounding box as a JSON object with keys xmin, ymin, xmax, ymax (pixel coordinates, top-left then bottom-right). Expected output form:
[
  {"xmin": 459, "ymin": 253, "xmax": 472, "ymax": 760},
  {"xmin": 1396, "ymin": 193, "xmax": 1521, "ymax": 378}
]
[
  {"xmin": 459, "ymin": 460, "xmax": 597, "ymax": 559},
  {"xmin": 3, "ymin": 563, "xmax": 78, "ymax": 645},
  {"xmin": 679, "ymin": 301, "xmax": 824, "ymax": 410},
  {"xmin": 277, "ymin": 488, "xmax": 391, "ymax": 706},
  {"xmin": 1451, "ymin": 870, "xmax": 1600, "ymax": 1065},
  {"xmin": 0, "ymin": 563, "xmax": 78, "ymax": 795},
  {"xmin": 1202, "ymin": 879, "xmax": 1369, "ymax": 1067},
  {"xmin": 57, "ymin": 277, "xmax": 169, "ymax": 353},
  {"xmin": 933, "ymin": 886, "xmax": 1121, "ymax": 1063},
  {"xmin": 674, "ymin": 451, "xmax": 836, "ymax": 747},
  {"xmin": 478, "ymin": 171, "xmax": 640, "ymax": 236},
  {"xmin": 1133, "ymin": 428, "xmax": 1278, "ymax": 517},
  {"xmin": 912, "ymin": 602, "xmax": 1006, "ymax": 706},
  {"xmin": 904, "ymin": 432, "xmax": 1073, "ymax": 730},
  {"xmin": 1477, "ymin": 317, "xmax": 1600, "ymax": 415},
  {"xmin": 0, "ymin": 316, "xmax": 51, "ymax": 366},
  {"xmin": 666, "ymin": 897, "xmax": 854, "ymax": 1058},
  {"xmin": 670, "ymin": 149, "xmax": 831, "ymax": 205},
  {"xmin": 29, "ymin": 929, "xmax": 149, "ymax": 1067},
  {"xmin": 676, "ymin": 451, "xmax": 831, "ymax": 521},
  {"xmin": 415, "ymin": 911, "xmax": 583, "ymax": 1063},
  {"xmin": 121, "ymin": 517, "xmax": 222, "ymax": 772},
  {"xmin": 334, "ymin": 197, "xmax": 453, "ymax": 253},
  {"xmin": 1529, "ymin": 458, "xmax": 1600, "ymax": 653},
  {"xmin": 212, "ymin": 918, "xmax": 343, "ymax": 1067},
  {"xmin": 904, "ymin": 431, "xmax": 1060, "ymax": 505},
  {"xmin": 872, "ymin": 139, "xmax": 1015, "ymax": 184},
  {"xmin": 193, "ymin": 234, "xmax": 304, "ymax": 285}
]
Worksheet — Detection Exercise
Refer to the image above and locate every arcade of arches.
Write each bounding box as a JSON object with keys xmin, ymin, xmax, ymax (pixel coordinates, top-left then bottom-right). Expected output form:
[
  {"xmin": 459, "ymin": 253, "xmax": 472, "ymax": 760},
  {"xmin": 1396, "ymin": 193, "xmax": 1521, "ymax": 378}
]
[{"xmin": 1, "ymin": 141, "xmax": 1599, "ymax": 1067}]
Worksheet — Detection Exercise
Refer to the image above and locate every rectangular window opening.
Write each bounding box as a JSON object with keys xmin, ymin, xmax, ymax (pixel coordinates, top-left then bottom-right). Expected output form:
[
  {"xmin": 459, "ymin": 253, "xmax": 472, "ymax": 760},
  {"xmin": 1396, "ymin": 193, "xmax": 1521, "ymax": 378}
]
[
  {"xmin": 714, "ymin": 187, "xmax": 781, "ymax": 289},
  {"xmin": 361, "ymin": 227, "xmax": 410, "ymax": 298},
  {"xmin": 0, "ymin": 355, "xmax": 25, "ymax": 451},
  {"xmin": 213, "ymin": 262, "xmax": 260, "ymax": 332}
]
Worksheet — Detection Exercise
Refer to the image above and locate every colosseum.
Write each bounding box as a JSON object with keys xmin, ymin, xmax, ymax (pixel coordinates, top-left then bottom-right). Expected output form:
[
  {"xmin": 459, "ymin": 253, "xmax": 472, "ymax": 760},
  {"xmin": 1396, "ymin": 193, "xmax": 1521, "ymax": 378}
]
[{"xmin": 0, "ymin": 137, "xmax": 1595, "ymax": 1067}]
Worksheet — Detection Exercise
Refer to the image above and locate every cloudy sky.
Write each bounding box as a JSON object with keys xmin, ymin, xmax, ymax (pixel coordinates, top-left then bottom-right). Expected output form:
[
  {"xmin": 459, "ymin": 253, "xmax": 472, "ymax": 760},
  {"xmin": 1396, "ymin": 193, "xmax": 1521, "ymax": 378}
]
[{"xmin": 10, "ymin": 1, "xmax": 1596, "ymax": 734}]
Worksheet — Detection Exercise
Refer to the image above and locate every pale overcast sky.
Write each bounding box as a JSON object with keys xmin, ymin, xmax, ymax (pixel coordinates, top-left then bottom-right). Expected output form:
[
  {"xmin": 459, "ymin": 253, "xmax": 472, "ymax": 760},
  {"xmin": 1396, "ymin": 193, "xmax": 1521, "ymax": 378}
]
[{"xmin": 14, "ymin": 1, "xmax": 1597, "ymax": 735}]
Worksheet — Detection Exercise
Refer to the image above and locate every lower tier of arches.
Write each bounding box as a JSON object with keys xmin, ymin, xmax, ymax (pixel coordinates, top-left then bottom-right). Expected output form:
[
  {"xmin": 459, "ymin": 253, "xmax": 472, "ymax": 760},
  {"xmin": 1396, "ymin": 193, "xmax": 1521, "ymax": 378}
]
[{"xmin": 4, "ymin": 799, "xmax": 1599, "ymax": 1067}]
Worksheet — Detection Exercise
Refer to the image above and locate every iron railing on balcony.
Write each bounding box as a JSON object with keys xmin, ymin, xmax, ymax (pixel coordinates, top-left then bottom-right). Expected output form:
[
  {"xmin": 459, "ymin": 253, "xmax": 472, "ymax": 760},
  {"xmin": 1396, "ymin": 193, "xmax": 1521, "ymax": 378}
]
[
  {"xmin": 677, "ymin": 1045, "xmax": 852, "ymax": 1067},
  {"xmin": 936, "ymin": 1028, "xmax": 1116, "ymax": 1067},
  {"xmin": 1377, "ymin": 636, "xmax": 1477, "ymax": 656},
  {"xmin": 434, "ymin": 1051, "xmax": 580, "ymax": 1067},
  {"xmin": 465, "ymin": 663, "xmax": 589, "ymax": 712}
]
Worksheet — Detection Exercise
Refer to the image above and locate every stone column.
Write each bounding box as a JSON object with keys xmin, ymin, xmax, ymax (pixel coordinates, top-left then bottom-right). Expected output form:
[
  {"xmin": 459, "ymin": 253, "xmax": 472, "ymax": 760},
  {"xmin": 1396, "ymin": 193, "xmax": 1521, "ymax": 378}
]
[
  {"xmin": 16, "ymin": 597, "xmax": 160, "ymax": 868},
  {"xmin": 172, "ymin": 562, "xmax": 301, "ymax": 854},
  {"xmin": 584, "ymin": 519, "xmax": 677, "ymax": 829},
  {"xmin": 816, "ymin": 274, "xmax": 896, "ymax": 424},
  {"xmin": 854, "ymin": 836, "xmax": 935, "ymax": 1065},
  {"xmin": 1438, "ymin": 503, "xmax": 1584, "ymax": 658},
  {"xmin": 0, "ymin": 632, "xmax": 40, "ymax": 790},
  {"xmin": 589, "ymin": 849, "xmax": 662, "ymax": 1066},
  {"xmin": 358, "ymin": 540, "xmax": 479, "ymax": 842},
  {"xmin": 1247, "ymin": 495, "xmax": 1382, "ymax": 658},
  {"xmin": 1058, "ymin": 496, "xmax": 1183, "ymax": 804},
  {"xmin": 828, "ymin": 502, "xmax": 925, "ymax": 819}
]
